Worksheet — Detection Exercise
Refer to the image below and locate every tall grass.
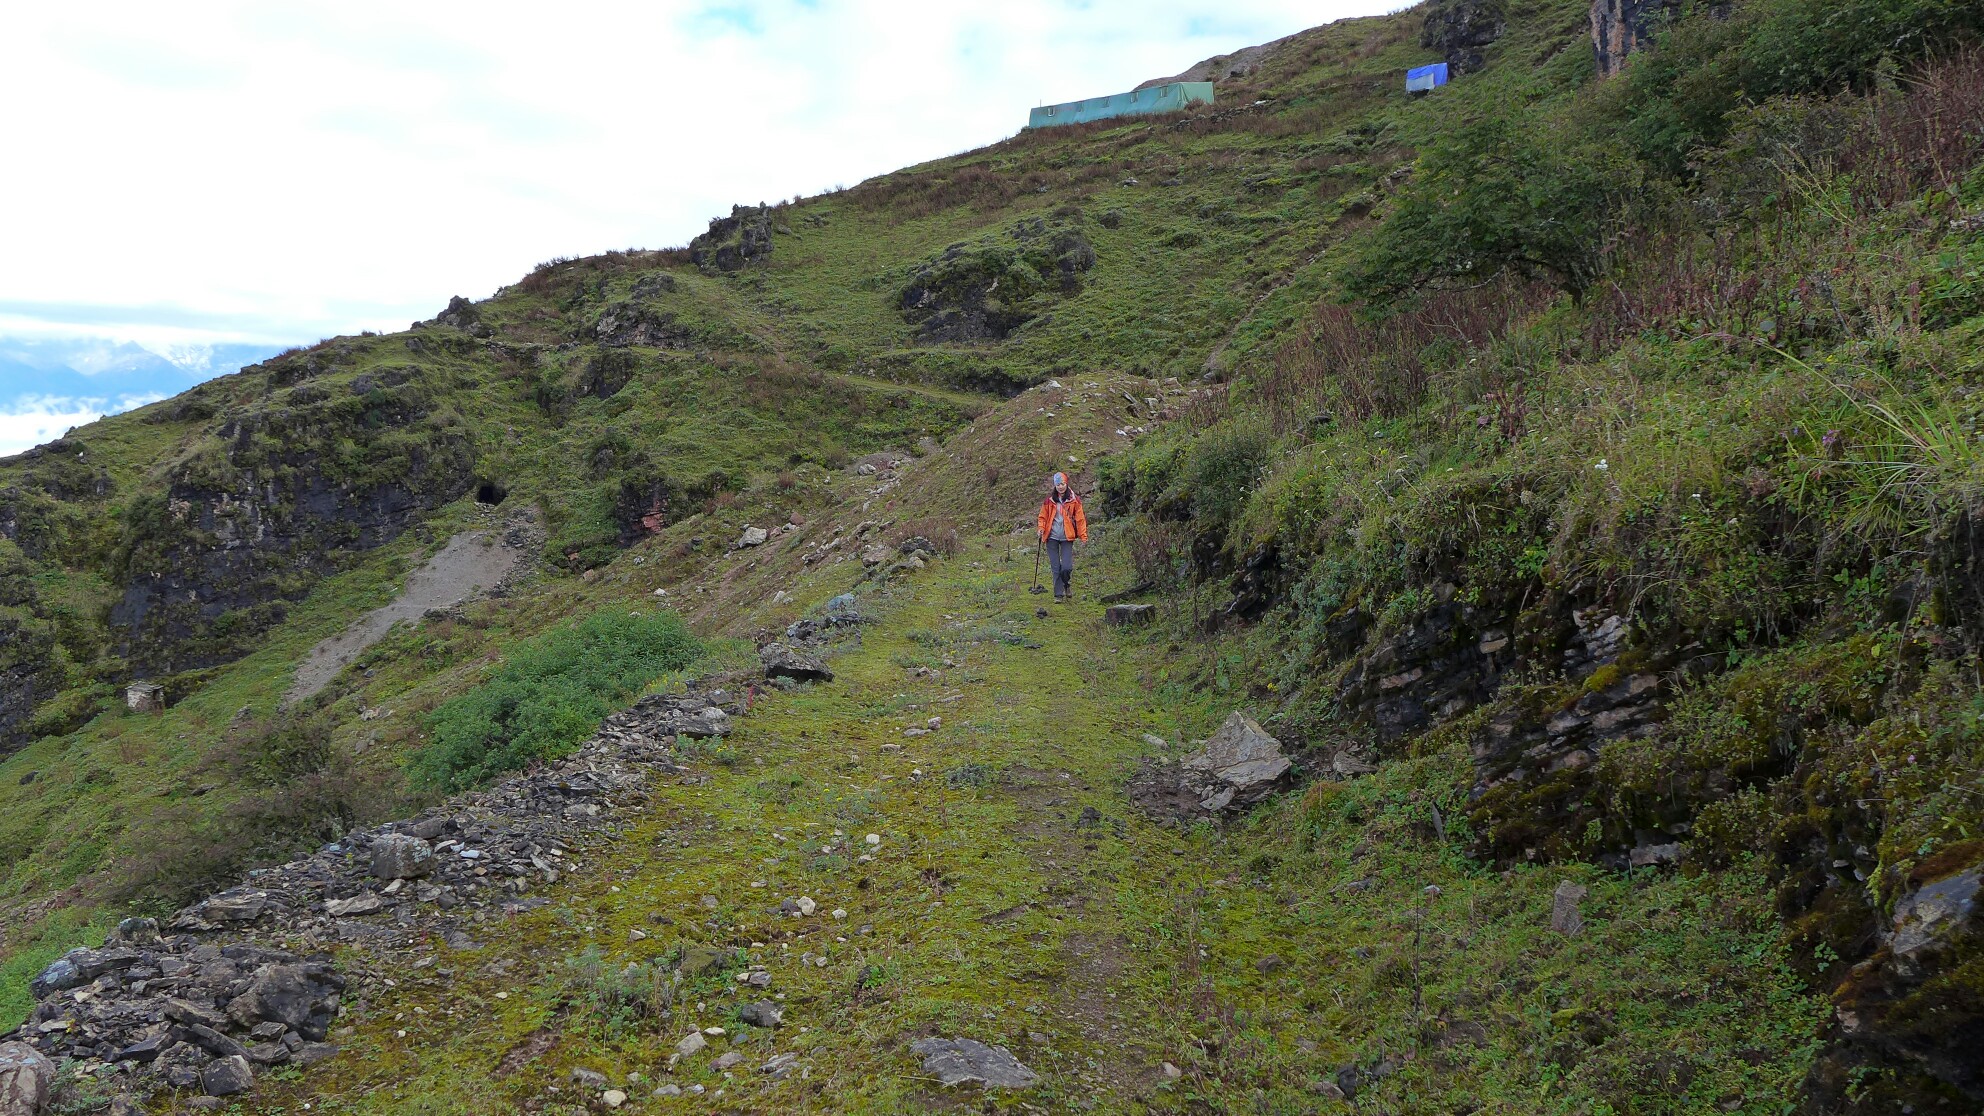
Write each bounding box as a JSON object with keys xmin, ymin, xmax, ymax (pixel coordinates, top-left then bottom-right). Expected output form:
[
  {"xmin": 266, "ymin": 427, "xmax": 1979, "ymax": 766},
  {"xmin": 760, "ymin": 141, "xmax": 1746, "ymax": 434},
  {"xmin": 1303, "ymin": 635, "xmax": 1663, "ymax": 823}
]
[
  {"xmin": 1782, "ymin": 351, "xmax": 1983, "ymax": 549},
  {"xmin": 1262, "ymin": 280, "xmax": 1554, "ymax": 430}
]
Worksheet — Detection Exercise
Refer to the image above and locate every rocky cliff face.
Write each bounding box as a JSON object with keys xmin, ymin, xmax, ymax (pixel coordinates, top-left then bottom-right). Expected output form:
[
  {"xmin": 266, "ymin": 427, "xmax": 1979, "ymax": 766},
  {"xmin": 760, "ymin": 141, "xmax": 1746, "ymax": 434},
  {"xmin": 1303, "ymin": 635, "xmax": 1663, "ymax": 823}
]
[
  {"xmin": 1420, "ymin": 0, "xmax": 1507, "ymax": 76},
  {"xmin": 109, "ymin": 457, "xmax": 472, "ymax": 677},
  {"xmin": 0, "ymin": 350, "xmax": 482, "ymax": 750},
  {"xmin": 1590, "ymin": 0, "xmax": 1682, "ymax": 77},
  {"xmin": 0, "ymin": 625, "xmax": 53, "ymax": 751},
  {"xmin": 689, "ymin": 205, "xmax": 775, "ymax": 273},
  {"xmin": 107, "ymin": 364, "xmax": 478, "ymax": 677},
  {"xmin": 1320, "ymin": 573, "xmax": 1984, "ymax": 1102},
  {"xmin": 0, "ymin": 441, "xmax": 119, "ymax": 752}
]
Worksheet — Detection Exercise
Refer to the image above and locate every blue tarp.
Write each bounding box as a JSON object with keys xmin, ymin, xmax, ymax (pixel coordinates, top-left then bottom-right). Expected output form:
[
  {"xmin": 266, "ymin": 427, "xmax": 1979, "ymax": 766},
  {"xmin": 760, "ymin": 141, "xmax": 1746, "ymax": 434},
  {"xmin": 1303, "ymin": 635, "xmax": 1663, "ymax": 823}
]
[{"xmin": 1406, "ymin": 63, "xmax": 1449, "ymax": 92}]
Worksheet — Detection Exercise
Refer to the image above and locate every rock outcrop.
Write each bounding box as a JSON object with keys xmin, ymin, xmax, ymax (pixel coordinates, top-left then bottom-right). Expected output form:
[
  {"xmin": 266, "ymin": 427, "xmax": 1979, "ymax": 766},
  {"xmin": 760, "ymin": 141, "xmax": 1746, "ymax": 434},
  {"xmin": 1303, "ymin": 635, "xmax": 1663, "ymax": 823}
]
[
  {"xmin": 591, "ymin": 302, "xmax": 691, "ymax": 349},
  {"xmin": 1590, "ymin": 0, "xmax": 1682, "ymax": 77},
  {"xmin": 1826, "ymin": 864, "xmax": 1984, "ymax": 1100},
  {"xmin": 911, "ymin": 1037, "xmax": 1040, "ymax": 1089},
  {"xmin": 107, "ymin": 375, "xmax": 479, "ymax": 680},
  {"xmin": 1333, "ymin": 584, "xmax": 1514, "ymax": 741},
  {"xmin": 1466, "ymin": 666, "xmax": 1667, "ymax": 865},
  {"xmin": 689, "ymin": 205, "xmax": 775, "ymax": 273},
  {"xmin": 1421, "ymin": 0, "xmax": 1506, "ymax": 75},
  {"xmin": 431, "ymin": 295, "xmax": 488, "ymax": 335},
  {"xmin": 898, "ymin": 218, "xmax": 1095, "ymax": 345}
]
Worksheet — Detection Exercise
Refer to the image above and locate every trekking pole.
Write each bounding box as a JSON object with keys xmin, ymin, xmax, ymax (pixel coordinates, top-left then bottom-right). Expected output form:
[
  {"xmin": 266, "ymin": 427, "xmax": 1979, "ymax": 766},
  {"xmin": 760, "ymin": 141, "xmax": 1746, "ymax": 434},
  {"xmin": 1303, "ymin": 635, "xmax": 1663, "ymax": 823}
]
[{"xmin": 1030, "ymin": 539, "xmax": 1044, "ymax": 593}]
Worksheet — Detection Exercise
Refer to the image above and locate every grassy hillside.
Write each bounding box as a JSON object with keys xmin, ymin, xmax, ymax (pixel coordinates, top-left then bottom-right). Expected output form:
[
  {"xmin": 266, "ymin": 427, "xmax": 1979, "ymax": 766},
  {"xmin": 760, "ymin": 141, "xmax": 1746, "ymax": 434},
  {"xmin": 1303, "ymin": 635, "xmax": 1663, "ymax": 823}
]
[{"xmin": 4, "ymin": 0, "xmax": 1984, "ymax": 1110}]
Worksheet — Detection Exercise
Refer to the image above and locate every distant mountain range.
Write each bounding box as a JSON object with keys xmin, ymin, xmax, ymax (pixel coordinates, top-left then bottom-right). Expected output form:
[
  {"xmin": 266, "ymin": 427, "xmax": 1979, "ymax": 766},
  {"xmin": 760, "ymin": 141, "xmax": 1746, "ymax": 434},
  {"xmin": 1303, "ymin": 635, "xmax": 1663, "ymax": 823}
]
[{"xmin": 0, "ymin": 335, "xmax": 290, "ymax": 407}]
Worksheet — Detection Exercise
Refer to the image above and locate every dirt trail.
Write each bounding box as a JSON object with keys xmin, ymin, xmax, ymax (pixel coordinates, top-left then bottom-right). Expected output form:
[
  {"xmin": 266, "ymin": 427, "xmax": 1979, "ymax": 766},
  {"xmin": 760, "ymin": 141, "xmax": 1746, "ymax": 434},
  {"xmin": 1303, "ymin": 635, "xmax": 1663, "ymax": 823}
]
[
  {"xmin": 285, "ymin": 506, "xmax": 539, "ymax": 704},
  {"xmin": 242, "ymin": 536, "xmax": 1215, "ymax": 1114}
]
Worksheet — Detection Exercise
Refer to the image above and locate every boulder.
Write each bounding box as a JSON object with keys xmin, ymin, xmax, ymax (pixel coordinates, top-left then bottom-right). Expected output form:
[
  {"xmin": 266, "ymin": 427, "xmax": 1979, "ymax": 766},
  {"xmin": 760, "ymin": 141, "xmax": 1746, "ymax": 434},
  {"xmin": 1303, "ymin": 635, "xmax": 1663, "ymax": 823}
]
[
  {"xmin": 1891, "ymin": 867, "xmax": 1980, "ymax": 973},
  {"xmin": 201, "ymin": 888, "xmax": 270, "ymax": 922},
  {"xmin": 369, "ymin": 834, "xmax": 435, "ymax": 880},
  {"xmin": 184, "ymin": 1023, "xmax": 248, "ymax": 1059},
  {"xmin": 736, "ymin": 526, "xmax": 769, "ymax": 548},
  {"xmin": 673, "ymin": 707, "xmax": 732, "ymax": 739},
  {"xmin": 1179, "ymin": 713, "xmax": 1292, "ymax": 812},
  {"xmin": 1104, "ymin": 604, "xmax": 1156, "ymax": 626},
  {"xmin": 1628, "ymin": 842, "xmax": 1681, "ymax": 869},
  {"xmin": 678, "ymin": 945, "xmax": 727, "ymax": 978},
  {"xmin": 761, "ymin": 643, "xmax": 833, "ymax": 684},
  {"xmin": 404, "ymin": 815, "xmax": 451, "ymax": 840},
  {"xmin": 111, "ymin": 917, "xmax": 159, "ymax": 945},
  {"xmin": 28, "ymin": 950, "xmax": 101, "ymax": 998},
  {"xmin": 225, "ymin": 963, "xmax": 343, "ymax": 1041},
  {"xmin": 738, "ymin": 1001, "xmax": 783, "ymax": 1028},
  {"xmin": 165, "ymin": 998, "xmax": 230, "ymax": 1031},
  {"xmin": 1550, "ymin": 881, "xmax": 1587, "ymax": 936},
  {"xmin": 325, "ymin": 894, "xmax": 384, "ymax": 918},
  {"xmin": 910, "ymin": 1037, "xmax": 1040, "ymax": 1089},
  {"xmin": 0, "ymin": 1042, "xmax": 54, "ymax": 1116},
  {"xmin": 114, "ymin": 1032, "xmax": 173, "ymax": 1063},
  {"xmin": 201, "ymin": 1054, "xmax": 255, "ymax": 1097}
]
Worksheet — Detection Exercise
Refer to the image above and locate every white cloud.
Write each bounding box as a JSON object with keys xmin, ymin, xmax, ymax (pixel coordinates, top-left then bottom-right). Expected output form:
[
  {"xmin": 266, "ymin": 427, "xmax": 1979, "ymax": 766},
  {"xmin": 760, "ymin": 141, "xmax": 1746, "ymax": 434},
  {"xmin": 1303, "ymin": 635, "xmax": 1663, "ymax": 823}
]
[
  {"xmin": 1, "ymin": 0, "xmax": 1405, "ymax": 354},
  {"xmin": 0, "ymin": 394, "xmax": 165, "ymax": 457}
]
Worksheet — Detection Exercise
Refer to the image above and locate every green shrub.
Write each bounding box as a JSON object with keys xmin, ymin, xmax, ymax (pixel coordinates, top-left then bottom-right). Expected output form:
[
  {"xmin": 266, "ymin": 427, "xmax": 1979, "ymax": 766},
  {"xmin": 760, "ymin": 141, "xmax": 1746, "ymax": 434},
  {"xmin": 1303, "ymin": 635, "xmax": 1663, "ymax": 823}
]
[
  {"xmin": 407, "ymin": 610, "xmax": 702, "ymax": 792},
  {"xmin": 1354, "ymin": 0, "xmax": 1984, "ymax": 306},
  {"xmin": 1346, "ymin": 113, "xmax": 1625, "ymax": 301},
  {"xmin": 1186, "ymin": 424, "xmax": 1274, "ymax": 528},
  {"xmin": 560, "ymin": 946, "xmax": 676, "ymax": 1037}
]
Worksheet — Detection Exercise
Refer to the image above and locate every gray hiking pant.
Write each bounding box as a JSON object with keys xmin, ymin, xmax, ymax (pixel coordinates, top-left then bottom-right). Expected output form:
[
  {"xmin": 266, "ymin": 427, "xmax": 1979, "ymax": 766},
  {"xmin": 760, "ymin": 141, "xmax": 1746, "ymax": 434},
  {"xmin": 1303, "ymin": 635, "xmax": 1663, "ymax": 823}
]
[{"xmin": 1046, "ymin": 539, "xmax": 1076, "ymax": 598}]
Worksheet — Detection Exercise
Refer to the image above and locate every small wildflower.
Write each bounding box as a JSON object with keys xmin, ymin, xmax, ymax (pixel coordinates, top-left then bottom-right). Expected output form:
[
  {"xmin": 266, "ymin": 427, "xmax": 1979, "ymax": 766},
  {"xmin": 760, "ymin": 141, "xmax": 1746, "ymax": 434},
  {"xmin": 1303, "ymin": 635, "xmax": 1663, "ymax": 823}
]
[{"xmin": 1594, "ymin": 458, "xmax": 1609, "ymax": 472}]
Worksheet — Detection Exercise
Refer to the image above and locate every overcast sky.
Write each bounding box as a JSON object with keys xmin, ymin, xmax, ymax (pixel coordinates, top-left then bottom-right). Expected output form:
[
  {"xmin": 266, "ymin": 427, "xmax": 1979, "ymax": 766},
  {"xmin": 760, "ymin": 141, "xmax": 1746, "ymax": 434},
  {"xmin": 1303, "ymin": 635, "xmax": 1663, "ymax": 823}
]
[{"xmin": 0, "ymin": 0, "xmax": 1404, "ymax": 452}]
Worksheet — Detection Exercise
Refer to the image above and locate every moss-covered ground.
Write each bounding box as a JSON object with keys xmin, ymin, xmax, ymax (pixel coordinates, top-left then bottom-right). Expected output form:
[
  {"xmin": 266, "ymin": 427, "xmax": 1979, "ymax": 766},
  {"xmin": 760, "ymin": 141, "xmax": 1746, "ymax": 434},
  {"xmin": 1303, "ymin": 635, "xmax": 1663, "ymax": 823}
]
[
  {"xmin": 233, "ymin": 525, "xmax": 1819, "ymax": 1116},
  {"xmin": 5, "ymin": 0, "xmax": 1983, "ymax": 1107}
]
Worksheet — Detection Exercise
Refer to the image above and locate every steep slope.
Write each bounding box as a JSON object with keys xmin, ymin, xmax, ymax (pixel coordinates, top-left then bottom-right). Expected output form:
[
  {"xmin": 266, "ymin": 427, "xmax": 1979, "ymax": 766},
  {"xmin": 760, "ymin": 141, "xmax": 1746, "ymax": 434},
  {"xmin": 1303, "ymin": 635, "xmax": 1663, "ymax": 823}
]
[
  {"xmin": 4, "ymin": 0, "xmax": 1984, "ymax": 1112},
  {"xmin": 0, "ymin": 0, "xmax": 1463, "ymax": 950}
]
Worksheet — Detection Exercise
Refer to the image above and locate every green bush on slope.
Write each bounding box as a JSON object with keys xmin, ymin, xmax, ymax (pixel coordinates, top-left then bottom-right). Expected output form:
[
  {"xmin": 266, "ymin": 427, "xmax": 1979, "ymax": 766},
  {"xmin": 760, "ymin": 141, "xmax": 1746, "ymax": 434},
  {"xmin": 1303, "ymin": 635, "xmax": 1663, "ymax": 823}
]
[
  {"xmin": 1095, "ymin": 17, "xmax": 1984, "ymax": 1102},
  {"xmin": 1349, "ymin": 0, "xmax": 1984, "ymax": 302},
  {"xmin": 407, "ymin": 610, "xmax": 702, "ymax": 792}
]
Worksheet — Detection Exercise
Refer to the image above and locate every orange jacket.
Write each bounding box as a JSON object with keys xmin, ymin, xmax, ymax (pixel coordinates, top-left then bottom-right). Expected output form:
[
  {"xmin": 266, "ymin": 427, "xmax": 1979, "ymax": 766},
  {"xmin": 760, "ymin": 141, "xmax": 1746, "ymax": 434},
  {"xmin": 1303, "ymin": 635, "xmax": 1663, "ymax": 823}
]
[{"xmin": 1037, "ymin": 493, "xmax": 1088, "ymax": 542}]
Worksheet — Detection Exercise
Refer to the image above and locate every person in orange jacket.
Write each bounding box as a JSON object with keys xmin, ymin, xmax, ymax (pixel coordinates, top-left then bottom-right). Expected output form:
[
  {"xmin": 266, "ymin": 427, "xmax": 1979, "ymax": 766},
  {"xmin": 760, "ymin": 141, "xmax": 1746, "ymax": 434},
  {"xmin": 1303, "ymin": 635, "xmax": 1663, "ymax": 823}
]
[{"xmin": 1036, "ymin": 471, "xmax": 1088, "ymax": 602}]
